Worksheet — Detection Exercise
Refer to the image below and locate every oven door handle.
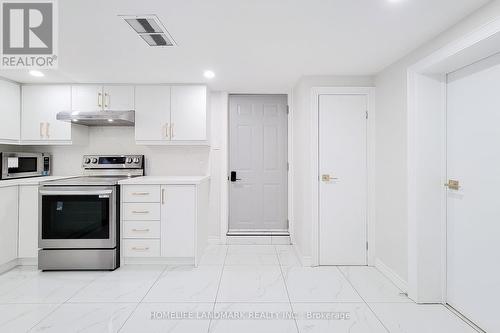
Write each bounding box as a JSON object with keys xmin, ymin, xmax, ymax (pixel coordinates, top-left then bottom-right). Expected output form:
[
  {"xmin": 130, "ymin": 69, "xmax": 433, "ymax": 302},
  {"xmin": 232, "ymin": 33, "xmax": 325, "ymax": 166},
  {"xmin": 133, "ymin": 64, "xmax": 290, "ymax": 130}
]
[{"xmin": 39, "ymin": 189, "xmax": 114, "ymax": 196}]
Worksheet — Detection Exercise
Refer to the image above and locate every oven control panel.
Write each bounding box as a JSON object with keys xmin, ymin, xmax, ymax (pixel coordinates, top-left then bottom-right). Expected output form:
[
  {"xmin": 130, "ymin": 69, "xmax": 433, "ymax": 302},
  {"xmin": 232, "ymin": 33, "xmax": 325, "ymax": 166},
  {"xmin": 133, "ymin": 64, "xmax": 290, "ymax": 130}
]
[{"xmin": 82, "ymin": 155, "xmax": 144, "ymax": 169}]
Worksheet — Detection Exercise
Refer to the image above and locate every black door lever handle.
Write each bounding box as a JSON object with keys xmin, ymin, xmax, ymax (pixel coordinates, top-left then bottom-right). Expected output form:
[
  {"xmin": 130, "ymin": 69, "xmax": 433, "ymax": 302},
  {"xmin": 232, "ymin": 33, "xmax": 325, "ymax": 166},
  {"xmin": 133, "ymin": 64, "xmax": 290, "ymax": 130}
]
[{"xmin": 230, "ymin": 171, "xmax": 241, "ymax": 182}]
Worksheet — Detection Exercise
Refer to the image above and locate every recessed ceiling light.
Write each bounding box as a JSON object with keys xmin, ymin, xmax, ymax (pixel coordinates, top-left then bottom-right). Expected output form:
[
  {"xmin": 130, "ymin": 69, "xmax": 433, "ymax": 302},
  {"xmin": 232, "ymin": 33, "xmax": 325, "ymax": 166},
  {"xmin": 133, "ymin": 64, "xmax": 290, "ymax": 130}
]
[
  {"xmin": 29, "ymin": 70, "xmax": 44, "ymax": 77},
  {"xmin": 204, "ymin": 70, "xmax": 215, "ymax": 79},
  {"xmin": 108, "ymin": 119, "xmax": 114, "ymax": 123}
]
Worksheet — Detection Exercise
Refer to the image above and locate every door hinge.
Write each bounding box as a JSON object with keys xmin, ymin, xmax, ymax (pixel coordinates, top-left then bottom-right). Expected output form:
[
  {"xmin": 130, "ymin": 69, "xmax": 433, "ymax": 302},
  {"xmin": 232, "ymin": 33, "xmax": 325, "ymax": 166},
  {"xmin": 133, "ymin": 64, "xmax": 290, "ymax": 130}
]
[
  {"xmin": 365, "ymin": 111, "xmax": 368, "ymax": 119},
  {"xmin": 286, "ymin": 105, "xmax": 290, "ymax": 115}
]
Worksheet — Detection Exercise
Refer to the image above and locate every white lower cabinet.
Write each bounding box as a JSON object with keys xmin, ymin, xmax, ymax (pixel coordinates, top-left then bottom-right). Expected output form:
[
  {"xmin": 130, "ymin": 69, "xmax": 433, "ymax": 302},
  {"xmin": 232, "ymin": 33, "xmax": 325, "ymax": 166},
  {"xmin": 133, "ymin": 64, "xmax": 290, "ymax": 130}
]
[
  {"xmin": 18, "ymin": 185, "xmax": 39, "ymax": 259},
  {"xmin": 161, "ymin": 185, "xmax": 195, "ymax": 257},
  {"xmin": 121, "ymin": 180, "xmax": 208, "ymax": 264},
  {"xmin": 0, "ymin": 186, "xmax": 19, "ymax": 267}
]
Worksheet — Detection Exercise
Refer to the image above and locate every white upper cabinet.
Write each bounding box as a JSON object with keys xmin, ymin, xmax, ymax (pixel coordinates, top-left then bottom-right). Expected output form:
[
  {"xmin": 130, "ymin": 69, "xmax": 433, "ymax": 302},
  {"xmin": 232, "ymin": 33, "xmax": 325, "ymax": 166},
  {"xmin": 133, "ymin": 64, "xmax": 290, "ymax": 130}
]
[
  {"xmin": 135, "ymin": 85, "xmax": 171, "ymax": 142},
  {"xmin": 103, "ymin": 85, "xmax": 135, "ymax": 111},
  {"xmin": 71, "ymin": 85, "xmax": 135, "ymax": 111},
  {"xmin": 22, "ymin": 85, "xmax": 88, "ymax": 144},
  {"xmin": 171, "ymin": 86, "xmax": 207, "ymax": 142},
  {"xmin": 71, "ymin": 85, "xmax": 103, "ymax": 111},
  {"xmin": 0, "ymin": 79, "xmax": 20, "ymax": 144},
  {"xmin": 135, "ymin": 85, "xmax": 209, "ymax": 145}
]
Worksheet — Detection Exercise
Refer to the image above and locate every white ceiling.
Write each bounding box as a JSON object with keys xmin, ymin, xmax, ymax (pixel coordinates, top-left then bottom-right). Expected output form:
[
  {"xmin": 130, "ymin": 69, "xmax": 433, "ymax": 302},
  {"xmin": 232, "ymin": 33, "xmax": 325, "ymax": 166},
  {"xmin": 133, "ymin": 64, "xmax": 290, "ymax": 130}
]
[{"xmin": 0, "ymin": 0, "xmax": 490, "ymax": 91}]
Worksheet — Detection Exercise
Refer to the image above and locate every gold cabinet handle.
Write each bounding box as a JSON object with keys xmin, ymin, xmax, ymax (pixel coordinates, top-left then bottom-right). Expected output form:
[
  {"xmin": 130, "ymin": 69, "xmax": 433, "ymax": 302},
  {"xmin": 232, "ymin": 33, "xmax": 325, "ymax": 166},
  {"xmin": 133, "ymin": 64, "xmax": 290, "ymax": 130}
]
[
  {"xmin": 445, "ymin": 180, "xmax": 460, "ymax": 190},
  {"xmin": 165, "ymin": 123, "xmax": 169, "ymax": 139},
  {"xmin": 98, "ymin": 92, "xmax": 102, "ymax": 107},
  {"xmin": 104, "ymin": 93, "xmax": 109, "ymax": 108},
  {"xmin": 132, "ymin": 246, "xmax": 150, "ymax": 251},
  {"xmin": 45, "ymin": 122, "xmax": 50, "ymax": 139},
  {"xmin": 170, "ymin": 123, "xmax": 174, "ymax": 138},
  {"xmin": 132, "ymin": 228, "xmax": 150, "ymax": 232},
  {"xmin": 132, "ymin": 210, "xmax": 149, "ymax": 214}
]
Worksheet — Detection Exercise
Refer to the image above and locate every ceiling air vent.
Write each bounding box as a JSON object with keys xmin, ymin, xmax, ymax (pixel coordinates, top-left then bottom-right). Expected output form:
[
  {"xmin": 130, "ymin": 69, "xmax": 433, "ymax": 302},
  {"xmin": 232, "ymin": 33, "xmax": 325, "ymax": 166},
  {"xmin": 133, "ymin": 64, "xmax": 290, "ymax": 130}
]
[{"xmin": 120, "ymin": 15, "xmax": 177, "ymax": 47}]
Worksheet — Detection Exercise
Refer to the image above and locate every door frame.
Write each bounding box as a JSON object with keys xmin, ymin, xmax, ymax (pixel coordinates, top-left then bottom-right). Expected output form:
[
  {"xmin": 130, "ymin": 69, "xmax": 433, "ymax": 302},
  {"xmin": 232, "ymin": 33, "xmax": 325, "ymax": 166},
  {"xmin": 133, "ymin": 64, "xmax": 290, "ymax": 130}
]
[
  {"xmin": 225, "ymin": 93, "xmax": 290, "ymax": 236},
  {"xmin": 407, "ymin": 16, "xmax": 500, "ymax": 303},
  {"xmin": 310, "ymin": 87, "xmax": 376, "ymax": 267}
]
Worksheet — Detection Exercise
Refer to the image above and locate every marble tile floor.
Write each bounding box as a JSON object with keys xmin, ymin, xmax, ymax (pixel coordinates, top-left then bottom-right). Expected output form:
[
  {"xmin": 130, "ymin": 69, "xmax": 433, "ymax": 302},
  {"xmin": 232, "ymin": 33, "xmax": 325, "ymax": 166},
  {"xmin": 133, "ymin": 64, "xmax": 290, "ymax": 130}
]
[{"xmin": 0, "ymin": 245, "xmax": 480, "ymax": 333}]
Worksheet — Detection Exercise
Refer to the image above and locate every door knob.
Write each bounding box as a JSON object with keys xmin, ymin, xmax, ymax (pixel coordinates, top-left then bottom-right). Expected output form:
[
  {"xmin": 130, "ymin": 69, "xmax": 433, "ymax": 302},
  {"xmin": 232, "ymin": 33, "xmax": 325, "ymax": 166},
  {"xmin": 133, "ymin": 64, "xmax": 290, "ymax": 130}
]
[
  {"xmin": 321, "ymin": 174, "xmax": 338, "ymax": 182},
  {"xmin": 444, "ymin": 179, "xmax": 460, "ymax": 190}
]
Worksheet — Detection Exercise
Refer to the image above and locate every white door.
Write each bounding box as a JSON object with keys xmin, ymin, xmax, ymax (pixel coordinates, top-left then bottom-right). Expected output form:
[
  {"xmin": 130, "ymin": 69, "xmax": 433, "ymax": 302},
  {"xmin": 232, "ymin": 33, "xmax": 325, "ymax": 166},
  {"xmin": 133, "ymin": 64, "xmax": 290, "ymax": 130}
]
[
  {"xmin": 0, "ymin": 186, "xmax": 18, "ymax": 266},
  {"xmin": 103, "ymin": 86, "xmax": 135, "ymax": 111},
  {"xmin": 0, "ymin": 79, "xmax": 20, "ymax": 142},
  {"xmin": 170, "ymin": 86, "xmax": 207, "ymax": 141},
  {"xmin": 160, "ymin": 185, "xmax": 196, "ymax": 257},
  {"xmin": 228, "ymin": 95, "xmax": 288, "ymax": 233},
  {"xmin": 21, "ymin": 85, "xmax": 72, "ymax": 141},
  {"xmin": 18, "ymin": 185, "xmax": 38, "ymax": 258},
  {"xmin": 319, "ymin": 94, "xmax": 367, "ymax": 265},
  {"xmin": 71, "ymin": 85, "xmax": 103, "ymax": 111},
  {"xmin": 446, "ymin": 55, "xmax": 500, "ymax": 332},
  {"xmin": 135, "ymin": 86, "xmax": 171, "ymax": 142}
]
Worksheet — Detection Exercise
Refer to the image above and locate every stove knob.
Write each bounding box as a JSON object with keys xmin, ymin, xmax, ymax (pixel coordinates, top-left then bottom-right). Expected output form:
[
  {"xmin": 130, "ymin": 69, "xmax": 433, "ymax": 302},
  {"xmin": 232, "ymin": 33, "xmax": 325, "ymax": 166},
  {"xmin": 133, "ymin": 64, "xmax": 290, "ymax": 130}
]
[
  {"xmin": 92, "ymin": 158, "xmax": 98, "ymax": 163},
  {"xmin": 84, "ymin": 158, "xmax": 91, "ymax": 164},
  {"xmin": 133, "ymin": 157, "xmax": 140, "ymax": 164},
  {"xmin": 126, "ymin": 158, "xmax": 133, "ymax": 164}
]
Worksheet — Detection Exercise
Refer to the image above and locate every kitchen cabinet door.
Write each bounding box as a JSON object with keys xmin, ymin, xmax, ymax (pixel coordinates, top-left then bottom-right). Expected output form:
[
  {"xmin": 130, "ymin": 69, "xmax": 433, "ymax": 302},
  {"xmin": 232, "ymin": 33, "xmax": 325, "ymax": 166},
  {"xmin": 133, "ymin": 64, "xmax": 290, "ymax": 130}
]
[
  {"xmin": 135, "ymin": 86, "xmax": 171, "ymax": 143},
  {"xmin": 21, "ymin": 85, "xmax": 72, "ymax": 142},
  {"xmin": 71, "ymin": 85, "xmax": 103, "ymax": 111},
  {"xmin": 160, "ymin": 185, "xmax": 196, "ymax": 257},
  {"xmin": 18, "ymin": 185, "xmax": 39, "ymax": 259},
  {"xmin": 0, "ymin": 186, "xmax": 19, "ymax": 266},
  {"xmin": 0, "ymin": 79, "xmax": 20, "ymax": 144},
  {"xmin": 170, "ymin": 86, "xmax": 207, "ymax": 142},
  {"xmin": 103, "ymin": 85, "xmax": 135, "ymax": 111}
]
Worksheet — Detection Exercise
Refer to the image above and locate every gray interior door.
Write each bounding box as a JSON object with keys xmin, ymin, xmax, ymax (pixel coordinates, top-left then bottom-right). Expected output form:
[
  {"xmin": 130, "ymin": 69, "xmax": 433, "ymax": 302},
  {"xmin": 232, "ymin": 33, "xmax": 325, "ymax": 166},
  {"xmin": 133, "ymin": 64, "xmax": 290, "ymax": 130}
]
[{"xmin": 228, "ymin": 95, "xmax": 288, "ymax": 234}]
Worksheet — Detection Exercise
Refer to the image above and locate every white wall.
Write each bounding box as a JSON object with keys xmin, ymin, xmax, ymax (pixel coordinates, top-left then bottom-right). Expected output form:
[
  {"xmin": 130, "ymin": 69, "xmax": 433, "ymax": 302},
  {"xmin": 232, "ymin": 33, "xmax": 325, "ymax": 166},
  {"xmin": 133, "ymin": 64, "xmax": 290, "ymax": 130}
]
[
  {"xmin": 375, "ymin": 0, "xmax": 500, "ymax": 283},
  {"xmin": 291, "ymin": 75, "xmax": 375, "ymax": 263}
]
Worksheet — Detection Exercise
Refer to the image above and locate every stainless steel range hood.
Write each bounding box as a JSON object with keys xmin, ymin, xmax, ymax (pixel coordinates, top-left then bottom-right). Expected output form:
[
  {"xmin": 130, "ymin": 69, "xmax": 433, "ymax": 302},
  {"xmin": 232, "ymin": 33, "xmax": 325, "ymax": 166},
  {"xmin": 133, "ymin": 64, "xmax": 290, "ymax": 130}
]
[{"xmin": 56, "ymin": 111, "xmax": 135, "ymax": 126}]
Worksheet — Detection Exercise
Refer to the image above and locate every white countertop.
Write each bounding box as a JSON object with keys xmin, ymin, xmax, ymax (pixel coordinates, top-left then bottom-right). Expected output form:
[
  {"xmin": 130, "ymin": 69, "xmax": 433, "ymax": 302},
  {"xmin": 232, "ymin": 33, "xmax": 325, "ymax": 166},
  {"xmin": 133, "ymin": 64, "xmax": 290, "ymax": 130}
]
[
  {"xmin": 118, "ymin": 175, "xmax": 210, "ymax": 185},
  {"xmin": 0, "ymin": 176, "xmax": 77, "ymax": 188}
]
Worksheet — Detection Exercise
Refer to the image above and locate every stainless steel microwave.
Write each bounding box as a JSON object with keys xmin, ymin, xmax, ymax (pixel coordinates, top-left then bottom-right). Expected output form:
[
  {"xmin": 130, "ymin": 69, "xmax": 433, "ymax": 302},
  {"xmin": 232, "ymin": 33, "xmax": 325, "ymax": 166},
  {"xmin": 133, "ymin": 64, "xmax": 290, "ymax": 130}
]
[{"xmin": 0, "ymin": 152, "xmax": 51, "ymax": 180}]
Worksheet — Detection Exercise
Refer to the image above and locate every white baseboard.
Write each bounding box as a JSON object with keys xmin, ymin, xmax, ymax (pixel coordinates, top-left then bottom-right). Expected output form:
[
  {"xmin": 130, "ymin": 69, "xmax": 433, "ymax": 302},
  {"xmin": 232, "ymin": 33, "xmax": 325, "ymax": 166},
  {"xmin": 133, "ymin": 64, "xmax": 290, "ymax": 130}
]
[
  {"xmin": 293, "ymin": 243, "xmax": 312, "ymax": 267},
  {"xmin": 0, "ymin": 259, "xmax": 18, "ymax": 274},
  {"xmin": 375, "ymin": 257, "xmax": 408, "ymax": 293}
]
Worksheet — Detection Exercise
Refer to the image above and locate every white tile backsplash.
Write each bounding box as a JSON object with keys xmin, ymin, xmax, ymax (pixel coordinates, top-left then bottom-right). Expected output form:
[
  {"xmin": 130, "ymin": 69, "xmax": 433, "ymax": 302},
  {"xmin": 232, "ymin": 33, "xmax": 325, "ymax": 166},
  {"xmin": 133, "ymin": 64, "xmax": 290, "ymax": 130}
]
[{"xmin": 6, "ymin": 127, "xmax": 210, "ymax": 176}]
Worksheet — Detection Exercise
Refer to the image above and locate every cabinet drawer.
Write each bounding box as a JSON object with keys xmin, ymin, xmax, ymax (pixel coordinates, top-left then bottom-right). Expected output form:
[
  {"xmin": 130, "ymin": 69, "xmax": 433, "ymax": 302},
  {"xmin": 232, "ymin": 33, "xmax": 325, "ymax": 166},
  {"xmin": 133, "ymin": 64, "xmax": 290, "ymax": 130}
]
[
  {"xmin": 122, "ymin": 185, "xmax": 160, "ymax": 203},
  {"xmin": 123, "ymin": 221, "xmax": 160, "ymax": 238},
  {"xmin": 123, "ymin": 239, "xmax": 160, "ymax": 257},
  {"xmin": 122, "ymin": 203, "xmax": 160, "ymax": 220}
]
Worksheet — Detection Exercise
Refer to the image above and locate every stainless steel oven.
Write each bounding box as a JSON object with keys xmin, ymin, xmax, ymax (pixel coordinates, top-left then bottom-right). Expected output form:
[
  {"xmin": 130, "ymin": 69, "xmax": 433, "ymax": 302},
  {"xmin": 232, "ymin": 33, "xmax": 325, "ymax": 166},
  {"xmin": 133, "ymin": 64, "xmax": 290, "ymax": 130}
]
[
  {"xmin": 39, "ymin": 186, "xmax": 117, "ymax": 249},
  {"xmin": 38, "ymin": 154, "xmax": 144, "ymax": 271},
  {"xmin": 1, "ymin": 152, "xmax": 51, "ymax": 180}
]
